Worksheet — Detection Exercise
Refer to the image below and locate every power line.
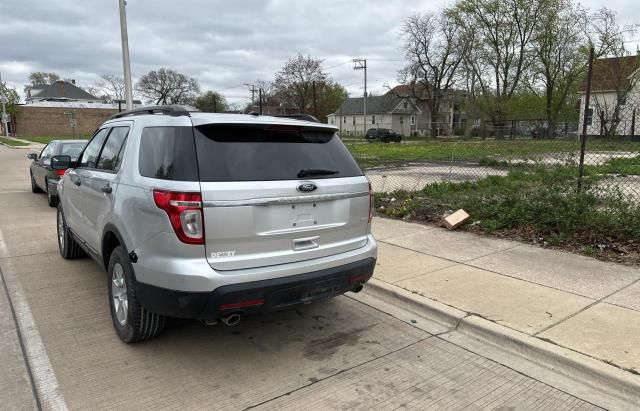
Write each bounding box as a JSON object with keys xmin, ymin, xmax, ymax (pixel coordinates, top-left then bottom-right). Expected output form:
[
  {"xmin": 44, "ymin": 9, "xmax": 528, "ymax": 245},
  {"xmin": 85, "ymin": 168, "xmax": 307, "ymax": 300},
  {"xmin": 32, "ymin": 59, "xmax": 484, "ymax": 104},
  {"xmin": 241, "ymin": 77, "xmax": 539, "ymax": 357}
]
[{"xmin": 323, "ymin": 60, "xmax": 353, "ymax": 70}]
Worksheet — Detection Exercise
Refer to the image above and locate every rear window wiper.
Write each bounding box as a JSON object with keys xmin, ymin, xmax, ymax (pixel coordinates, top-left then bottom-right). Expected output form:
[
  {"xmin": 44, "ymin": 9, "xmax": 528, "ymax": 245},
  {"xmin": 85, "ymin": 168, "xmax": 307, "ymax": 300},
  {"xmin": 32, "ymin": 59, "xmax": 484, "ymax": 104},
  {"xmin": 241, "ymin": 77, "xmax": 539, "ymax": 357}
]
[{"xmin": 297, "ymin": 168, "xmax": 339, "ymax": 178}]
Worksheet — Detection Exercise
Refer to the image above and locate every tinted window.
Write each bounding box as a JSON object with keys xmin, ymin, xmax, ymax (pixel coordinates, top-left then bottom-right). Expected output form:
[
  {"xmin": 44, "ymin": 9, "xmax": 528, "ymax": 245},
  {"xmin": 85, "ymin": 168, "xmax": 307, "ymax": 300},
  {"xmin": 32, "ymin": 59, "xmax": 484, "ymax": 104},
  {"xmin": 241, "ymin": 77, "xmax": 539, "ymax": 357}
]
[
  {"xmin": 58, "ymin": 142, "xmax": 86, "ymax": 160},
  {"xmin": 194, "ymin": 125, "xmax": 363, "ymax": 182},
  {"xmin": 97, "ymin": 127, "xmax": 129, "ymax": 171},
  {"xmin": 138, "ymin": 127, "xmax": 198, "ymax": 181},
  {"xmin": 40, "ymin": 143, "xmax": 55, "ymax": 159},
  {"xmin": 78, "ymin": 129, "xmax": 109, "ymax": 168}
]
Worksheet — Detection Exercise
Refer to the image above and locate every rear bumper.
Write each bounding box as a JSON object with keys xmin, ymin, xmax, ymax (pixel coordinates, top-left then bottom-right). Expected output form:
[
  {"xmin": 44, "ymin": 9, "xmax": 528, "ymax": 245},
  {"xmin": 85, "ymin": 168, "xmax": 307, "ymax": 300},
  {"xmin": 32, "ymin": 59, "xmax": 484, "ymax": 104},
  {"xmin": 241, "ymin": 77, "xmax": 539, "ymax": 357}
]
[
  {"xmin": 135, "ymin": 257, "xmax": 376, "ymax": 320},
  {"xmin": 47, "ymin": 178, "xmax": 60, "ymax": 195}
]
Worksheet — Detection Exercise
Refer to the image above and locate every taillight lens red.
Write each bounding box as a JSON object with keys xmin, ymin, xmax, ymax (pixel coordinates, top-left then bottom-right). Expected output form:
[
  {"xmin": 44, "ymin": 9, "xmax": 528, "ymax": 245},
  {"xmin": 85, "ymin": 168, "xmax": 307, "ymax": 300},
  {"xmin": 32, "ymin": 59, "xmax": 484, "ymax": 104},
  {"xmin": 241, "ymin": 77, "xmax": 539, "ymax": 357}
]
[
  {"xmin": 153, "ymin": 190, "xmax": 204, "ymax": 244},
  {"xmin": 56, "ymin": 169, "xmax": 66, "ymax": 176}
]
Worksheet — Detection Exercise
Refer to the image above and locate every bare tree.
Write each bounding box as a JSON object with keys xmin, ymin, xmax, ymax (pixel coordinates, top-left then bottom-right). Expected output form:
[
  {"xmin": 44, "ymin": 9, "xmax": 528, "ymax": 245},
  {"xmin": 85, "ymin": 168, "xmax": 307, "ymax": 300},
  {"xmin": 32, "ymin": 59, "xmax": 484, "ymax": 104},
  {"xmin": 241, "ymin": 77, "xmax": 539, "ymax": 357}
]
[
  {"xmin": 136, "ymin": 68, "xmax": 200, "ymax": 105},
  {"xmin": 399, "ymin": 12, "xmax": 463, "ymax": 137},
  {"xmin": 100, "ymin": 74, "xmax": 126, "ymax": 101},
  {"xmin": 274, "ymin": 54, "xmax": 328, "ymax": 113},
  {"xmin": 527, "ymin": 0, "xmax": 589, "ymax": 137},
  {"xmin": 588, "ymin": 9, "xmax": 639, "ymax": 136},
  {"xmin": 448, "ymin": 0, "xmax": 543, "ymax": 126}
]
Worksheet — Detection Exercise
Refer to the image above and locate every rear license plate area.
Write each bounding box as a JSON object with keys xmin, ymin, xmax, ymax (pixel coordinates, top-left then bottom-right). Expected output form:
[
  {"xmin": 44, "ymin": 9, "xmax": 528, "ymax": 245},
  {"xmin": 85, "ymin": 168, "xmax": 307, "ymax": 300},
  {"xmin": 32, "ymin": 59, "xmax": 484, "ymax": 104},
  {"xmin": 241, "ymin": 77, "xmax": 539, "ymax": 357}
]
[{"xmin": 271, "ymin": 278, "xmax": 344, "ymax": 308}]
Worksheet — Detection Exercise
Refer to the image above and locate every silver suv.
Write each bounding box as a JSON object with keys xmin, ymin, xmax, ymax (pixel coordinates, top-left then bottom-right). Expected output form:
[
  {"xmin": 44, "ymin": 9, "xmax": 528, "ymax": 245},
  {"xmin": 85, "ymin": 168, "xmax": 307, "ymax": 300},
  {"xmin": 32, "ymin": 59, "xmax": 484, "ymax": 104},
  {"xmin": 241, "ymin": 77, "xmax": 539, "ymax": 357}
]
[{"xmin": 53, "ymin": 106, "xmax": 377, "ymax": 343}]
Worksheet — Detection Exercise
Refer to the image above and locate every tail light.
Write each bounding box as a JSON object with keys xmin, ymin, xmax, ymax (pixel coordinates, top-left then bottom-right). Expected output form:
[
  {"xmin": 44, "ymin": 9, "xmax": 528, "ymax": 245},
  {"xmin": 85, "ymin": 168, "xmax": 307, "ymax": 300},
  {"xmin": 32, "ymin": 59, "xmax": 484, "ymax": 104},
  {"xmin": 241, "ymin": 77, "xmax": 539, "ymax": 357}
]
[
  {"xmin": 56, "ymin": 169, "xmax": 66, "ymax": 176},
  {"xmin": 153, "ymin": 190, "xmax": 204, "ymax": 245}
]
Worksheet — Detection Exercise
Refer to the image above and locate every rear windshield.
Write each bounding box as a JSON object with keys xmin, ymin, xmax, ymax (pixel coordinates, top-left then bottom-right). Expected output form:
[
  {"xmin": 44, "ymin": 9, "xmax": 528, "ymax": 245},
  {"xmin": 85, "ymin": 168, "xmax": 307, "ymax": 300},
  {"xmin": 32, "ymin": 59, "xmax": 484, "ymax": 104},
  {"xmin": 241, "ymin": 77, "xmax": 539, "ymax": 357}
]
[
  {"xmin": 58, "ymin": 142, "xmax": 86, "ymax": 160},
  {"xmin": 138, "ymin": 127, "xmax": 198, "ymax": 181},
  {"xmin": 193, "ymin": 124, "xmax": 363, "ymax": 182}
]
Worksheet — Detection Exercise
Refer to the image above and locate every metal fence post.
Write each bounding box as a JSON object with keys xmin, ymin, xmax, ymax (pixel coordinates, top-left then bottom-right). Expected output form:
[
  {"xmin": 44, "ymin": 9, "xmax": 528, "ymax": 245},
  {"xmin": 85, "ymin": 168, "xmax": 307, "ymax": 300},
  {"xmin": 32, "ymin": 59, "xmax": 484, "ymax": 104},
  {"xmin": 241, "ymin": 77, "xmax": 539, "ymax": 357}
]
[
  {"xmin": 632, "ymin": 109, "xmax": 636, "ymax": 137},
  {"xmin": 578, "ymin": 47, "xmax": 595, "ymax": 192}
]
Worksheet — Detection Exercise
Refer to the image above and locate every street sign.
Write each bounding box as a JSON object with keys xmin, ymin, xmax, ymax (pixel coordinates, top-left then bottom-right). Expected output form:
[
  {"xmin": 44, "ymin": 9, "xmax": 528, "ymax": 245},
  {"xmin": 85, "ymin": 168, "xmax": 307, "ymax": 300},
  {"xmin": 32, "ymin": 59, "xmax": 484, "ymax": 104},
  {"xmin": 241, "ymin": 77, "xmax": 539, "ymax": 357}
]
[
  {"xmin": 1, "ymin": 113, "xmax": 8, "ymax": 123},
  {"xmin": 0, "ymin": 95, "xmax": 7, "ymax": 104},
  {"xmin": 70, "ymin": 119, "xmax": 77, "ymax": 128}
]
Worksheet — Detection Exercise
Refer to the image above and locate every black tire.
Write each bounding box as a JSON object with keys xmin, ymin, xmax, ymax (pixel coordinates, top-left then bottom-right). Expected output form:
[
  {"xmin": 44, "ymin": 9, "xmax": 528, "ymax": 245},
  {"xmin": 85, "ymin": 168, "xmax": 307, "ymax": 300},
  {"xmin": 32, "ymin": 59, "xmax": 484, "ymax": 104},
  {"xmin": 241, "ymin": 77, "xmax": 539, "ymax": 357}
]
[
  {"xmin": 46, "ymin": 179, "xmax": 58, "ymax": 207},
  {"xmin": 57, "ymin": 205, "xmax": 84, "ymax": 259},
  {"xmin": 31, "ymin": 173, "xmax": 43, "ymax": 193},
  {"xmin": 108, "ymin": 246, "xmax": 166, "ymax": 343}
]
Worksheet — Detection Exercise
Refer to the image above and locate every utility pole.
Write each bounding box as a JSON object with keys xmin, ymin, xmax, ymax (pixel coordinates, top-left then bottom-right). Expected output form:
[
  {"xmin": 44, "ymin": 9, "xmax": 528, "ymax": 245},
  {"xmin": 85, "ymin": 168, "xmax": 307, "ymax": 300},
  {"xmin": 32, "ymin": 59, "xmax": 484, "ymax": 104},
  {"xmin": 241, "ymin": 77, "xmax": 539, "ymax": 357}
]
[
  {"xmin": 245, "ymin": 83, "xmax": 256, "ymax": 110},
  {"xmin": 353, "ymin": 59, "xmax": 367, "ymax": 137},
  {"xmin": 118, "ymin": 0, "xmax": 134, "ymax": 110},
  {"xmin": 212, "ymin": 94, "xmax": 217, "ymax": 113},
  {"xmin": 0, "ymin": 72, "xmax": 8, "ymax": 137},
  {"xmin": 259, "ymin": 88, "xmax": 263, "ymax": 115},
  {"xmin": 312, "ymin": 81, "xmax": 317, "ymax": 119}
]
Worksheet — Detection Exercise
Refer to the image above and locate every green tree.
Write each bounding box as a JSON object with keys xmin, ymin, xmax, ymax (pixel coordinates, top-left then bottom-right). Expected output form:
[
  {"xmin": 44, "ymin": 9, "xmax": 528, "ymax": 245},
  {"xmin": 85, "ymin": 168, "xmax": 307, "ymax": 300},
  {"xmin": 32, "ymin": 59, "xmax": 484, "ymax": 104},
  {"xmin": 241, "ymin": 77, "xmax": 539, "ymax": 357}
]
[
  {"xmin": 24, "ymin": 71, "xmax": 60, "ymax": 94},
  {"xmin": 195, "ymin": 90, "xmax": 228, "ymax": 112},
  {"xmin": 1, "ymin": 81, "xmax": 20, "ymax": 114}
]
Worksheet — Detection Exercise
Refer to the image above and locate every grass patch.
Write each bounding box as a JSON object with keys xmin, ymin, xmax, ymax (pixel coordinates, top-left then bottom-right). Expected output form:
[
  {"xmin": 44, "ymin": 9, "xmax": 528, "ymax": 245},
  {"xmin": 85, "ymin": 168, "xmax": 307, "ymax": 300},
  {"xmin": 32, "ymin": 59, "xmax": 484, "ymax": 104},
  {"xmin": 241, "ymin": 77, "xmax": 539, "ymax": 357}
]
[
  {"xmin": 0, "ymin": 136, "xmax": 29, "ymax": 146},
  {"xmin": 590, "ymin": 156, "xmax": 640, "ymax": 176},
  {"xmin": 375, "ymin": 167, "xmax": 640, "ymax": 259},
  {"xmin": 347, "ymin": 138, "xmax": 640, "ymax": 169}
]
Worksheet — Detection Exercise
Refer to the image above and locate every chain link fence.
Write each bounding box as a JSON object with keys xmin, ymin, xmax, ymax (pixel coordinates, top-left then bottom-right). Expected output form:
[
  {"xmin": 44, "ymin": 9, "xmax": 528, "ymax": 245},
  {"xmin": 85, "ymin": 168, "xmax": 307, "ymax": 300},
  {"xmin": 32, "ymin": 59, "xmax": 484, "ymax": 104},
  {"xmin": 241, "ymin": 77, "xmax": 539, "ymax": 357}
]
[{"xmin": 347, "ymin": 117, "xmax": 640, "ymax": 203}]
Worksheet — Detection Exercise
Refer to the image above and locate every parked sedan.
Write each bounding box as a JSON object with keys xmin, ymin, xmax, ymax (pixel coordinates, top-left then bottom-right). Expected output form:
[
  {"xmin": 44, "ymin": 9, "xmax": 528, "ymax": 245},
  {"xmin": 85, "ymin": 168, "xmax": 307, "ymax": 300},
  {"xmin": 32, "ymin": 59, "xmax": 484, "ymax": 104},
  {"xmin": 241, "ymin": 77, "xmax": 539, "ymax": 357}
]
[{"xmin": 28, "ymin": 140, "xmax": 88, "ymax": 207}]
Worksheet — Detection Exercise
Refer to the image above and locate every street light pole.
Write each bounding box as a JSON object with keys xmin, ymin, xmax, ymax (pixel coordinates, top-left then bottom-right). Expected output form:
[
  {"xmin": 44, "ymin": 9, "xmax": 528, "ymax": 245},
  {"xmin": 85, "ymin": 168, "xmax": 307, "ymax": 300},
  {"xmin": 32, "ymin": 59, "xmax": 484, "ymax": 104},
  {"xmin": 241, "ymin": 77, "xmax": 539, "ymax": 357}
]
[{"xmin": 118, "ymin": 0, "xmax": 134, "ymax": 110}]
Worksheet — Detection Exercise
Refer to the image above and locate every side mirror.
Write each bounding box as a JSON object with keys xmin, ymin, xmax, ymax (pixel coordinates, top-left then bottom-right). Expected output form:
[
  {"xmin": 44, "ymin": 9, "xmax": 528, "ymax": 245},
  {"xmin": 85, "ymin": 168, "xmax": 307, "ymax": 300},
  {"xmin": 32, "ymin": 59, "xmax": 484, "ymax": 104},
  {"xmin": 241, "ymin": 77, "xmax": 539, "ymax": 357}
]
[
  {"xmin": 27, "ymin": 153, "xmax": 38, "ymax": 160},
  {"xmin": 51, "ymin": 155, "xmax": 72, "ymax": 170}
]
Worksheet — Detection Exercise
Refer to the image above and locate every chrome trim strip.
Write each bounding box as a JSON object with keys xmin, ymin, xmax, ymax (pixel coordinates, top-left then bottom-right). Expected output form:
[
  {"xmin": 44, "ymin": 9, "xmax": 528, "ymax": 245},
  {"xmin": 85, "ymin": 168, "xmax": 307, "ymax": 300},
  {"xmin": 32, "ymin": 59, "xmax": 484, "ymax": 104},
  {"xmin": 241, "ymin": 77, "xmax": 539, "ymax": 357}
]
[{"xmin": 203, "ymin": 191, "xmax": 369, "ymax": 207}]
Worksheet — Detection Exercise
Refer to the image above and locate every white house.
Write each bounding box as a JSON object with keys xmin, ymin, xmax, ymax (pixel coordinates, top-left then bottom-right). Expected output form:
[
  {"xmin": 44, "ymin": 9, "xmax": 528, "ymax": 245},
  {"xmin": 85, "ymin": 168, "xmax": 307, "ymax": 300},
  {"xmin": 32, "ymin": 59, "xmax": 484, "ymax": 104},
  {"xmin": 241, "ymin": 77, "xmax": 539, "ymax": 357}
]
[
  {"xmin": 578, "ymin": 55, "xmax": 640, "ymax": 136},
  {"xmin": 327, "ymin": 94, "xmax": 421, "ymax": 136}
]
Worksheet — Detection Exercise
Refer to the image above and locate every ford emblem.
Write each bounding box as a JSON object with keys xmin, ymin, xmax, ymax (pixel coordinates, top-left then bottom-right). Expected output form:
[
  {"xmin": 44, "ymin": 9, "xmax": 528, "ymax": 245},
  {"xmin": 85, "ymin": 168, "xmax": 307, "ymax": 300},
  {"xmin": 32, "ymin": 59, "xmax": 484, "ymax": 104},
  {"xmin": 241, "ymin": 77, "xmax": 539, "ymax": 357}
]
[{"xmin": 297, "ymin": 182, "xmax": 317, "ymax": 193}]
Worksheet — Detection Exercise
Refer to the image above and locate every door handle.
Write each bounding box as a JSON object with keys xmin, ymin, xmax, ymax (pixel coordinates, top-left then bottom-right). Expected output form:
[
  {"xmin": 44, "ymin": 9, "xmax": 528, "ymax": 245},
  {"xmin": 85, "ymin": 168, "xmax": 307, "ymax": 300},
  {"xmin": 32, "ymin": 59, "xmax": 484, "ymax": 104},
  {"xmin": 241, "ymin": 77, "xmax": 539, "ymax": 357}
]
[
  {"xmin": 100, "ymin": 184, "xmax": 112, "ymax": 194},
  {"xmin": 293, "ymin": 236, "xmax": 319, "ymax": 251}
]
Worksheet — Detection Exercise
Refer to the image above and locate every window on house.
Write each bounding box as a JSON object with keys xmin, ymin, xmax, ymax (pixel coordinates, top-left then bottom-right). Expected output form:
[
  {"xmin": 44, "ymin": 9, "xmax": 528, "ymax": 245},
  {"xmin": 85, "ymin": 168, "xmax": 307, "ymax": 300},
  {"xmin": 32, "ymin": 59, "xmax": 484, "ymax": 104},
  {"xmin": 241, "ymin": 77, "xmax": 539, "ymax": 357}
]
[
  {"xmin": 342, "ymin": 116, "xmax": 346, "ymax": 123},
  {"xmin": 352, "ymin": 116, "xmax": 356, "ymax": 125},
  {"xmin": 403, "ymin": 102, "xmax": 408, "ymax": 109},
  {"xmin": 330, "ymin": 117, "xmax": 334, "ymax": 124},
  {"xmin": 411, "ymin": 115, "xmax": 416, "ymax": 126},
  {"xmin": 371, "ymin": 115, "xmax": 376, "ymax": 125},
  {"xmin": 400, "ymin": 117, "xmax": 404, "ymax": 125},
  {"xmin": 586, "ymin": 108, "xmax": 593, "ymax": 126}
]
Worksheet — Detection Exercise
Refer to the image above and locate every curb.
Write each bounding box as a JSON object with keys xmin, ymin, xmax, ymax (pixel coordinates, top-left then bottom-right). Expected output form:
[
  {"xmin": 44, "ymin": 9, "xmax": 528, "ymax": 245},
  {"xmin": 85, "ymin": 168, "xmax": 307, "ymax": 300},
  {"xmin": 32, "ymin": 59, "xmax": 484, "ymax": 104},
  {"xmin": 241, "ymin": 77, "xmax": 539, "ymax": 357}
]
[{"xmin": 364, "ymin": 278, "xmax": 640, "ymax": 408}]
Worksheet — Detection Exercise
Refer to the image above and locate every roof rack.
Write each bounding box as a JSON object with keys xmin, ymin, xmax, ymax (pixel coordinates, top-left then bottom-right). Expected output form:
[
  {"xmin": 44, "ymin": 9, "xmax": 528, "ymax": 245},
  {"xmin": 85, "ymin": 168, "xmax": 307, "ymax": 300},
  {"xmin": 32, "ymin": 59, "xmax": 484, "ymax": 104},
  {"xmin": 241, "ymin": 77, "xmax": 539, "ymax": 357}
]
[
  {"xmin": 272, "ymin": 114, "xmax": 320, "ymax": 123},
  {"xmin": 111, "ymin": 105, "xmax": 191, "ymax": 120}
]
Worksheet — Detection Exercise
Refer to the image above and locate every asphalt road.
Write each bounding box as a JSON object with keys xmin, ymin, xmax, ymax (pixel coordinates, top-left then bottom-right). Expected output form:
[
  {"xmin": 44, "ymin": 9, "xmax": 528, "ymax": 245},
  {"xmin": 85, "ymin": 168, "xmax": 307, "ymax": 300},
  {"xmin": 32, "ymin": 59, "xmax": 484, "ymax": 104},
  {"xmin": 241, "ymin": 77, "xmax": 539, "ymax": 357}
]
[{"xmin": 0, "ymin": 145, "xmax": 600, "ymax": 410}]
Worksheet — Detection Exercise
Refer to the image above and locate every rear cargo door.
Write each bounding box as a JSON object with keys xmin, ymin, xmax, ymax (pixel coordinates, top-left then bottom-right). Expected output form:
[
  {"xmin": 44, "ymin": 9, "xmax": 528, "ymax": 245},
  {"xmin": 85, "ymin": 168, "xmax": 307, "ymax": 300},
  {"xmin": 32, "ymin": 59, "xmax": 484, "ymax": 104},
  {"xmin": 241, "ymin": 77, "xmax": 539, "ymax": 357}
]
[{"xmin": 194, "ymin": 123, "xmax": 370, "ymax": 271}]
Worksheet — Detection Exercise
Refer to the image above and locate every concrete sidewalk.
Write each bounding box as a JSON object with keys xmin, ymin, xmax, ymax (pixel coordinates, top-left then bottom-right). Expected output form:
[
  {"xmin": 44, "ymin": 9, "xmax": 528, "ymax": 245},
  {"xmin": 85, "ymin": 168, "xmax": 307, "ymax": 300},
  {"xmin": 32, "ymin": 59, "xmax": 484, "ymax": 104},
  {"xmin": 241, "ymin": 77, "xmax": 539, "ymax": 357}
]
[{"xmin": 371, "ymin": 217, "xmax": 640, "ymax": 376}]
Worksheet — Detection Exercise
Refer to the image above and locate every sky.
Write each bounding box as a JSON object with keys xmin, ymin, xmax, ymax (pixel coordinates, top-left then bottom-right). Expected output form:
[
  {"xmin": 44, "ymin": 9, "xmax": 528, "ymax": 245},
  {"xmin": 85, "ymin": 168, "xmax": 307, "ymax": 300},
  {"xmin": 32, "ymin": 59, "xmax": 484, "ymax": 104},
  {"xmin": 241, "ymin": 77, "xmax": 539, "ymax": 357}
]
[{"xmin": 1, "ymin": 0, "xmax": 638, "ymax": 106}]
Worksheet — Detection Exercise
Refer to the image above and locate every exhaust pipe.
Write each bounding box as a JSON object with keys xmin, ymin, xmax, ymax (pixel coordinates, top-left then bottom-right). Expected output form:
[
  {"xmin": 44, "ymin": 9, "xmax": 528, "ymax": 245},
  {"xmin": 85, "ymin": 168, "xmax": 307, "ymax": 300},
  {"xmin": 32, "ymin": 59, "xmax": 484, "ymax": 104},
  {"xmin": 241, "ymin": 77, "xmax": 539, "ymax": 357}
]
[
  {"xmin": 221, "ymin": 313, "xmax": 242, "ymax": 327},
  {"xmin": 353, "ymin": 284, "xmax": 364, "ymax": 293}
]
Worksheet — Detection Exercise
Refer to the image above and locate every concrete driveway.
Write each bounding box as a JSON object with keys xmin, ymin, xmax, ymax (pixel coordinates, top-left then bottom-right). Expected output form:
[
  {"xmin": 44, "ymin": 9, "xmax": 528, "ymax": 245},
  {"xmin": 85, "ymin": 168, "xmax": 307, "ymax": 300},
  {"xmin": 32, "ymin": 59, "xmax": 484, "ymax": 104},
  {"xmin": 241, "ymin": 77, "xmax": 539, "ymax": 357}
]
[{"xmin": 0, "ymin": 146, "xmax": 601, "ymax": 410}]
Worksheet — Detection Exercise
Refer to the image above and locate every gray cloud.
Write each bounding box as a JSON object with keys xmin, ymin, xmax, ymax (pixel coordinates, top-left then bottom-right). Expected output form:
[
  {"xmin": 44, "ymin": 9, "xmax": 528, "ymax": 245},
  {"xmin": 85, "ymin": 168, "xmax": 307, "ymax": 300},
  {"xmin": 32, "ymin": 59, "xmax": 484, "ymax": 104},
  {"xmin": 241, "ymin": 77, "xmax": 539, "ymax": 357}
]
[{"xmin": 1, "ymin": 0, "xmax": 636, "ymax": 105}]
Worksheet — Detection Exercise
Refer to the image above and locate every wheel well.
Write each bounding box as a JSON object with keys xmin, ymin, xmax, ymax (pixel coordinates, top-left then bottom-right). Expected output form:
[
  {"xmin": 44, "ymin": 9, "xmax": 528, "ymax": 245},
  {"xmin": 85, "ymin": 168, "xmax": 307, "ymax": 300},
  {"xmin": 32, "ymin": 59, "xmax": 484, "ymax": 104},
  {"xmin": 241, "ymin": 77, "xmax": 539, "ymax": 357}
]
[{"xmin": 102, "ymin": 231, "xmax": 121, "ymax": 270}]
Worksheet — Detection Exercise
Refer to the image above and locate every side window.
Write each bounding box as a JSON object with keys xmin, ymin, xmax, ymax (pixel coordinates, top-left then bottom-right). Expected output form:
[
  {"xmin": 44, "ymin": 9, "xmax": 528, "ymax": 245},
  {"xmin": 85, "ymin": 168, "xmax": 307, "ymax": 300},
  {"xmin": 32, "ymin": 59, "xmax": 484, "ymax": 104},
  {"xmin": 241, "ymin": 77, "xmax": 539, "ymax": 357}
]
[
  {"xmin": 138, "ymin": 127, "xmax": 198, "ymax": 181},
  {"xmin": 96, "ymin": 127, "xmax": 129, "ymax": 171},
  {"xmin": 40, "ymin": 143, "xmax": 55, "ymax": 159},
  {"xmin": 78, "ymin": 128, "xmax": 109, "ymax": 169}
]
